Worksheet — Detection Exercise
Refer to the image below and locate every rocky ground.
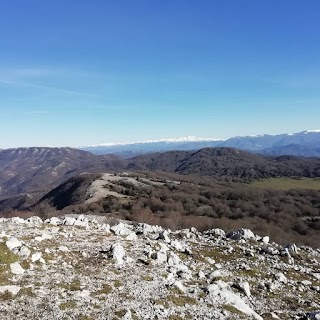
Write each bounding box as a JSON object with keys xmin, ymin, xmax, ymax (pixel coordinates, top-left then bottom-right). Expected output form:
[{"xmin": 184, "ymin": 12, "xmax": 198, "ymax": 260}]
[{"xmin": 0, "ymin": 214, "xmax": 319, "ymax": 320}]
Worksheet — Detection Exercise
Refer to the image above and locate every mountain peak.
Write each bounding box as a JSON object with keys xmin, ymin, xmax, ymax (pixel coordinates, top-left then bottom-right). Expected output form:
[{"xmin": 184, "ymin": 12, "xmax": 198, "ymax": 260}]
[{"xmin": 303, "ymin": 129, "xmax": 320, "ymax": 133}]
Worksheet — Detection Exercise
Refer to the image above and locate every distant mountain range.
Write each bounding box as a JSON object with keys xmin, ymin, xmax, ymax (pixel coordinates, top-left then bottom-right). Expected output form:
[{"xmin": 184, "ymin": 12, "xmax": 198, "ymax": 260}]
[{"xmin": 81, "ymin": 130, "xmax": 320, "ymax": 158}]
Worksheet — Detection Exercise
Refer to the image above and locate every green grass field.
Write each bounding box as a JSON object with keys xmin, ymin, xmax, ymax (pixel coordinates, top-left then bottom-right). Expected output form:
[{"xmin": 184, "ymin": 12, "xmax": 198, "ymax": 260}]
[{"xmin": 249, "ymin": 177, "xmax": 320, "ymax": 190}]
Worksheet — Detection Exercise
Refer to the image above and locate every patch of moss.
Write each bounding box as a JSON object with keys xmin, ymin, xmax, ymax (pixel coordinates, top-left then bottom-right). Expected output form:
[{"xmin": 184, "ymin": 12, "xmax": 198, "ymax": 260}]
[
  {"xmin": 20, "ymin": 260, "xmax": 31, "ymax": 270},
  {"xmin": 113, "ymin": 280, "xmax": 122, "ymax": 287},
  {"xmin": 114, "ymin": 309, "xmax": 126, "ymax": 318},
  {"xmin": 0, "ymin": 290, "xmax": 14, "ymax": 301},
  {"xmin": 142, "ymin": 275, "xmax": 153, "ymax": 281},
  {"xmin": 59, "ymin": 301, "xmax": 77, "ymax": 310},
  {"xmin": 58, "ymin": 279, "xmax": 81, "ymax": 291},
  {"xmin": 0, "ymin": 265, "xmax": 11, "ymax": 285},
  {"xmin": 223, "ymin": 304, "xmax": 246, "ymax": 316},
  {"xmin": 169, "ymin": 316, "xmax": 184, "ymax": 320},
  {"xmin": 42, "ymin": 251, "xmax": 55, "ymax": 261},
  {"xmin": 0, "ymin": 242, "xmax": 19, "ymax": 264},
  {"xmin": 17, "ymin": 287, "xmax": 35, "ymax": 297},
  {"xmin": 95, "ymin": 284, "xmax": 112, "ymax": 295},
  {"xmin": 78, "ymin": 316, "xmax": 95, "ymax": 320},
  {"xmin": 166, "ymin": 295, "xmax": 197, "ymax": 306}
]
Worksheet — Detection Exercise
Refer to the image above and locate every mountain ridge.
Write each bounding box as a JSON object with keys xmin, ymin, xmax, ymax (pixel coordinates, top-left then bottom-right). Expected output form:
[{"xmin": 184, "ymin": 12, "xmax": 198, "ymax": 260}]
[{"xmin": 80, "ymin": 130, "xmax": 320, "ymax": 158}]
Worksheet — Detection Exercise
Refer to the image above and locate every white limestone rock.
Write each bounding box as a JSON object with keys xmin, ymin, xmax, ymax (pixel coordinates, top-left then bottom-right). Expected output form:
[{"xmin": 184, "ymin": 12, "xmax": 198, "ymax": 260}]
[
  {"xmin": 6, "ymin": 237, "xmax": 22, "ymax": 251},
  {"xmin": 173, "ymin": 280, "xmax": 186, "ymax": 293},
  {"xmin": 158, "ymin": 230, "xmax": 171, "ymax": 243},
  {"xmin": 63, "ymin": 217, "xmax": 76, "ymax": 226},
  {"xmin": 111, "ymin": 223, "xmax": 132, "ymax": 236},
  {"xmin": 0, "ymin": 285, "xmax": 21, "ymax": 295},
  {"xmin": 207, "ymin": 280, "xmax": 263, "ymax": 320},
  {"xmin": 274, "ymin": 272, "xmax": 287, "ymax": 283},
  {"xmin": 227, "ymin": 228, "xmax": 256, "ymax": 240},
  {"xmin": 126, "ymin": 232, "xmax": 138, "ymax": 241},
  {"xmin": 208, "ymin": 270, "xmax": 224, "ymax": 281},
  {"xmin": 26, "ymin": 216, "xmax": 43, "ymax": 226},
  {"xmin": 31, "ymin": 252, "xmax": 43, "ymax": 263},
  {"xmin": 155, "ymin": 250, "xmax": 167, "ymax": 264},
  {"xmin": 170, "ymin": 240, "xmax": 184, "ymax": 252},
  {"xmin": 11, "ymin": 217, "xmax": 26, "ymax": 224},
  {"xmin": 10, "ymin": 262, "xmax": 25, "ymax": 275},
  {"xmin": 261, "ymin": 246, "xmax": 280, "ymax": 255},
  {"xmin": 16, "ymin": 245, "xmax": 31, "ymax": 258},
  {"xmin": 208, "ymin": 228, "xmax": 226, "ymax": 238},
  {"xmin": 235, "ymin": 281, "xmax": 251, "ymax": 297},
  {"xmin": 111, "ymin": 243, "xmax": 126, "ymax": 265},
  {"xmin": 58, "ymin": 246, "xmax": 69, "ymax": 252},
  {"xmin": 74, "ymin": 215, "xmax": 89, "ymax": 227},
  {"xmin": 167, "ymin": 252, "xmax": 181, "ymax": 266},
  {"xmin": 122, "ymin": 309, "xmax": 132, "ymax": 320},
  {"xmin": 312, "ymin": 273, "xmax": 320, "ymax": 280},
  {"xmin": 284, "ymin": 243, "xmax": 298, "ymax": 254},
  {"xmin": 44, "ymin": 217, "xmax": 62, "ymax": 225},
  {"xmin": 99, "ymin": 223, "xmax": 111, "ymax": 232},
  {"xmin": 34, "ymin": 231, "xmax": 53, "ymax": 242}
]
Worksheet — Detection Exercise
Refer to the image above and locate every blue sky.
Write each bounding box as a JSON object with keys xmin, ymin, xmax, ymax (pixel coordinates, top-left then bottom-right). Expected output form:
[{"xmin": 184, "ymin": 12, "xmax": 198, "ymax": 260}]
[{"xmin": 0, "ymin": 0, "xmax": 320, "ymax": 148}]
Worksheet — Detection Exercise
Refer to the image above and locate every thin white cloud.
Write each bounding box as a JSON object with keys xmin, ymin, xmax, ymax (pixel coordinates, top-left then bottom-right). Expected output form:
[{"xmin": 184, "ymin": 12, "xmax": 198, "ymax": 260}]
[
  {"xmin": 0, "ymin": 79, "xmax": 100, "ymax": 98},
  {"xmin": 24, "ymin": 110, "xmax": 49, "ymax": 115}
]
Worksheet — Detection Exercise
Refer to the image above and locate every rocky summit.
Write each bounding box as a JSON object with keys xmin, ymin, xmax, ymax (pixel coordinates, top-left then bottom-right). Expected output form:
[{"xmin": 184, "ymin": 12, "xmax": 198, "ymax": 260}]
[{"xmin": 0, "ymin": 215, "xmax": 319, "ymax": 320}]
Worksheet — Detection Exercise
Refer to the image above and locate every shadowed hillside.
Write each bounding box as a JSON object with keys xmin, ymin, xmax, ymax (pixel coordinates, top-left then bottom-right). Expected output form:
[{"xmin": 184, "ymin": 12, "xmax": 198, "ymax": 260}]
[
  {"xmin": 0, "ymin": 147, "xmax": 124, "ymax": 198},
  {"xmin": 128, "ymin": 147, "xmax": 320, "ymax": 181}
]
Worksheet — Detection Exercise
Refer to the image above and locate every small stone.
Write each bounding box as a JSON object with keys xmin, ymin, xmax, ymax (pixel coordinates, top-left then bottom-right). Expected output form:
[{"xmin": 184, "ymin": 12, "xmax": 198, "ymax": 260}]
[
  {"xmin": 31, "ymin": 252, "xmax": 42, "ymax": 263},
  {"xmin": 44, "ymin": 217, "xmax": 62, "ymax": 225},
  {"xmin": 17, "ymin": 246, "xmax": 31, "ymax": 258},
  {"xmin": 227, "ymin": 228, "xmax": 256, "ymax": 240},
  {"xmin": 26, "ymin": 216, "xmax": 43, "ymax": 226},
  {"xmin": 111, "ymin": 223, "xmax": 132, "ymax": 236},
  {"xmin": 126, "ymin": 232, "xmax": 137, "ymax": 241},
  {"xmin": 171, "ymin": 240, "xmax": 184, "ymax": 252},
  {"xmin": 173, "ymin": 280, "xmax": 186, "ymax": 293},
  {"xmin": 122, "ymin": 309, "xmax": 132, "ymax": 320},
  {"xmin": 158, "ymin": 230, "xmax": 170, "ymax": 243},
  {"xmin": 209, "ymin": 270, "xmax": 224, "ymax": 281},
  {"xmin": 74, "ymin": 215, "xmax": 89, "ymax": 227},
  {"xmin": 301, "ymin": 280, "xmax": 312, "ymax": 286},
  {"xmin": 63, "ymin": 217, "xmax": 76, "ymax": 226},
  {"xmin": 156, "ymin": 250, "xmax": 167, "ymax": 264},
  {"xmin": 274, "ymin": 272, "xmax": 287, "ymax": 283},
  {"xmin": 206, "ymin": 257, "xmax": 215, "ymax": 265},
  {"xmin": 58, "ymin": 246, "xmax": 69, "ymax": 252}
]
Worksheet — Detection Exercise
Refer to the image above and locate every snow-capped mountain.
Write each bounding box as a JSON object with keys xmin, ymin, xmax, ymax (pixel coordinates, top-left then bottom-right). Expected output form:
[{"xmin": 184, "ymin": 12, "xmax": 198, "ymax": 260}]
[
  {"xmin": 80, "ymin": 130, "xmax": 320, "ymax": 158},
  {"xmin": 81, "ymin": 137, "xmax": 223, "ymax": 158}
]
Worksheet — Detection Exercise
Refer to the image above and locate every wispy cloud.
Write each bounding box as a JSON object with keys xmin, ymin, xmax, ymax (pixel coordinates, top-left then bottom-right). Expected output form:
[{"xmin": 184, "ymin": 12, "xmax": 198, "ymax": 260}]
[
  {"xmin": 24, "ymin": 110, "xmax": 49, "ymax": 115},
  {"xmin": 0, "ymin": 66, "xmax": 101, "ymax": 98},
  {"xmin": 0, "ymin": 78, "xmax": 100, "ymax": 98}
]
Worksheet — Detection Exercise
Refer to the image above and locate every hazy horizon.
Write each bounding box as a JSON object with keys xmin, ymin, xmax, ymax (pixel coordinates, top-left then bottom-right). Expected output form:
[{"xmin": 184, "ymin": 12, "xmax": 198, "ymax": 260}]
[{"xmin": 1, "ymin": 1, "xmax": 320, "ymax": 148}]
